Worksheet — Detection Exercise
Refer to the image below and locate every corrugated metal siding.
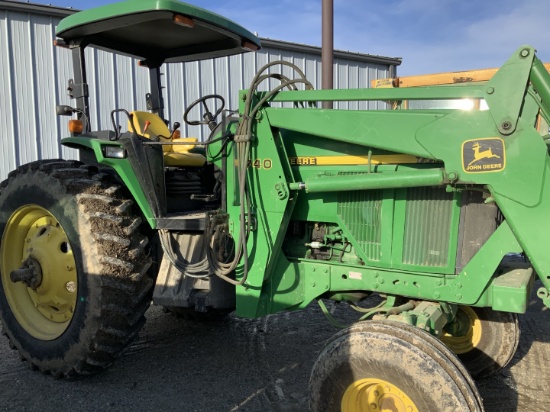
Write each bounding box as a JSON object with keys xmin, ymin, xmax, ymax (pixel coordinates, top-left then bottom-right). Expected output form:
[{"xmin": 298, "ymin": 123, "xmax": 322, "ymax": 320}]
[
  {"xmin": 0, "ymin": 9, "xmax": 77, "ymax": 174},
  {"xmin": 0, "ymin": 6, "xmax": 395, "ymax": 181}
]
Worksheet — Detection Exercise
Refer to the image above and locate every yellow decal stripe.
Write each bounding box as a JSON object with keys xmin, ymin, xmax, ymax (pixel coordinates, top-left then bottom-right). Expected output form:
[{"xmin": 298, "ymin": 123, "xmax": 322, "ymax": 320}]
[{"xmin": 289, "ymin": 154, "xmax": 419, "ymax": 166}]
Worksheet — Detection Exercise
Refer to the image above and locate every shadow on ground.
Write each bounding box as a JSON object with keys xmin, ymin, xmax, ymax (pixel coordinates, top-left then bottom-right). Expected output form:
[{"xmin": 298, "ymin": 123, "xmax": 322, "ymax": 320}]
[{"xmin": 0, "ymin": 295, "xmax": 549, "ymax": 411}]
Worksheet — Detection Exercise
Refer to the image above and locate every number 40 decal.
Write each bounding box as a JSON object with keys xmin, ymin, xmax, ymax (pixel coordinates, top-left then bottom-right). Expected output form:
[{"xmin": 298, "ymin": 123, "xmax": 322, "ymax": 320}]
[{"xmin": 249, "ymin": 158, "xmax": 272, "ymax": 169}]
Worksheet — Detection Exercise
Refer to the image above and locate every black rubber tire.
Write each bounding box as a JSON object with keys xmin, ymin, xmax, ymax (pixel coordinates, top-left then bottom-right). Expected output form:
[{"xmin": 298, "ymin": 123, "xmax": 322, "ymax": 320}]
[
  {"xmin": 445, "ymin": 306, "xmax": 520, "ymax": 379},
  {"xmin": 0, "ymin": 160, "xmax": 153, "ymax": 377},
  {"xmin": 310, "ymin": 320, "xmax": 484, "ymax": 412},
  {"xmin": 343, "ymin": 321, "xmax": 484, "ymax": 409}
]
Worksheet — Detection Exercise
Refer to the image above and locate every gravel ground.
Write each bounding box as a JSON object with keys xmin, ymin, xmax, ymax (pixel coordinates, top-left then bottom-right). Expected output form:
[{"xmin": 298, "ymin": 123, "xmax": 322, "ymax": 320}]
[{"xmin": 1, "ymin": 293, "xmax": 549, "ymax": 411}]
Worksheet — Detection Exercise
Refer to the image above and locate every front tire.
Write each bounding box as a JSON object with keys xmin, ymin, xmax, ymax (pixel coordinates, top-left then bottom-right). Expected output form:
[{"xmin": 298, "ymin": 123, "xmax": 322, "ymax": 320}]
[
  {"xmin": 441, "ymin": 306, "xmax": 519, "ymax": 379},
  {"xmin": 0, "ymin": 160, "xmax": 153, "ymax": 377},
  {"xmin": 310, "ymin": 320, "xmax": 483, "ymax": 411}
]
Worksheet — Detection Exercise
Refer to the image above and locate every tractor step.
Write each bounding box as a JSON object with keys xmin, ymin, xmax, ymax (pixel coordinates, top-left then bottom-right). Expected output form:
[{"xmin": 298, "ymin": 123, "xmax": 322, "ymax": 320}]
[{"xmin": 155, "ymin": 212, "xmax": 207, "ymax": 231}]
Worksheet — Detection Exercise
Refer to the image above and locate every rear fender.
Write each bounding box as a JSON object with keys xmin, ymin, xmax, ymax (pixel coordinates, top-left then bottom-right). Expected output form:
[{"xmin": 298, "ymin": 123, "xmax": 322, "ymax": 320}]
[{"xmin": 62, "ymin": 136, "xmax": 157, "ymax": 228}]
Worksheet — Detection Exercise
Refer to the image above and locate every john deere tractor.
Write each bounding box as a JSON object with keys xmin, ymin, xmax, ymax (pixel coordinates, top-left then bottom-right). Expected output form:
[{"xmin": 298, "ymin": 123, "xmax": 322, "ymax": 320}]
[{"xmin": 2, "ymin": 0, "xmax": 550, "ymax": 410}]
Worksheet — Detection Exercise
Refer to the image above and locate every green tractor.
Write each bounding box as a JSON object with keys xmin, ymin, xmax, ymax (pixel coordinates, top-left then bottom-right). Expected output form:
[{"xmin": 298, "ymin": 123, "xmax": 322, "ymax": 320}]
[{"xmin": 2, "ymin": 0, "xmax": 550, "ymax": 410}]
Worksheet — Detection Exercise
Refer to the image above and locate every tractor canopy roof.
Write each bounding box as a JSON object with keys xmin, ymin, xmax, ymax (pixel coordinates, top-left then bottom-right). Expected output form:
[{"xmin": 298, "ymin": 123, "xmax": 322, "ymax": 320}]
[{"xmin": 55, "ymin": 0, "xmax": 261, "ymax": 64}]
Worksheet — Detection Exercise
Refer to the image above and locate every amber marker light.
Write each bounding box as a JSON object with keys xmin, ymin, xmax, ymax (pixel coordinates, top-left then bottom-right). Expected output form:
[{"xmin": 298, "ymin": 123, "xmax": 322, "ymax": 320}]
[
  {"xmin": 173, "ymin": 14, "xmax": 195, "ymax": 28},
  {"xmin": 68, "ymin": 120, "xmax": 83, "ymax": 134},
  {"xmin": 241, "ymin": 41, "xmax": 259, "ymax": 52},
  {"xmin": 53, "ymin": 39, "xmax": 69, "ymax": 49}
]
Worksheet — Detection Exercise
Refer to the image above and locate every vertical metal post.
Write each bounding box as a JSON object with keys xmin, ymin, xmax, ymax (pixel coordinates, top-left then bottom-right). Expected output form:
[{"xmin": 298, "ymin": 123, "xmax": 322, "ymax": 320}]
[
  {"xmin": 389, "ymin": 64, "xmax": 397, "ymax": 79},
  {"xmin": 70, "ymin": 45, "xmax": 90, "ymax": 131},
  {"xmin": 531, "ymin": 57, "xmax": 550, "ymax": 119},
  {"xmin": 322, "ymin": 0, "xmax": 333, "ymax": 109},
  {"xmin": 147, "ymin": 65, "xmax": 165, "ymax": 119}
]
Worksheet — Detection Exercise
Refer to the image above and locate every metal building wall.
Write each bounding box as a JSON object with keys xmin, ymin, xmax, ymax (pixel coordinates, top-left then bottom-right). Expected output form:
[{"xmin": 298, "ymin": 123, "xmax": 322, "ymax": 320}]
[
  {"xmin": 0, "ymin": 2, "xmax": 400, "ymax": 181},
  {"xmin": 0, "ymin": 7, "xmax": 77, "ymax": 178}
]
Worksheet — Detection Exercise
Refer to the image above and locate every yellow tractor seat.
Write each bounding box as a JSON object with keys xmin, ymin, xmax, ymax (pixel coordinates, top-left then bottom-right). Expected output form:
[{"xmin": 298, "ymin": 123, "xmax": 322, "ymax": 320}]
[{"xmin": 129, "ymin": 111, "xmax": 206, "ymax": 167}]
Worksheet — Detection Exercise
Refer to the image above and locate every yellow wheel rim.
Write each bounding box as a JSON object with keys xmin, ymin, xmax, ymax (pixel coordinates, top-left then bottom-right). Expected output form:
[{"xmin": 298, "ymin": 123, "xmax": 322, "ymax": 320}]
[
  {"xmin": 1, "ymin": 205, "xmax": 77, "ymax": 340},
  {"xmin": 342, "ymin": 377, "xmax": 419, "ymax": 412},
  {"xmin": 441, "ymin": 306, "xmax": 482, "ymax": 355}
]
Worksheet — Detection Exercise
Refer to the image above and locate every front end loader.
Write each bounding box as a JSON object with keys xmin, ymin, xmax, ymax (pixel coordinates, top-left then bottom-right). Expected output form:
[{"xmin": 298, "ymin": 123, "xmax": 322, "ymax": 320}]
[{"xmin": 1, "ymin": 1, "xmax": 550, "ymax": 410}]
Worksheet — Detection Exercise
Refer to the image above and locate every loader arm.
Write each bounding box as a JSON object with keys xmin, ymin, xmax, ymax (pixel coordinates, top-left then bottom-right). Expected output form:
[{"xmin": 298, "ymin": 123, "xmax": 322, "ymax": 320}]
[{"xmin": 226, "ymin": 46, "xmax": 550, "ymax": 317}]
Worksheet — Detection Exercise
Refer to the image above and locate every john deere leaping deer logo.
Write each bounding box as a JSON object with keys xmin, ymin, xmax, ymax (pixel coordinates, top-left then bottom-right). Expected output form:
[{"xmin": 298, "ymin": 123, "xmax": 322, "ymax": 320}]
[
  {"xmin": 462, "ymin": 138, "xmax": 505, "ymax": 173},
  {"xmin": 468, "ymin": 142, "xmax": 501, "ymax": 166}
]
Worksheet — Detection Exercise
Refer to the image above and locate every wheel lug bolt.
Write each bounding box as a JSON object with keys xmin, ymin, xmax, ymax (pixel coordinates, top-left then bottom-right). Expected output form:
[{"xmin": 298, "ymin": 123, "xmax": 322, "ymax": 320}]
[{"xmin": 65, "ymin": 281, "xmax": 77, "ymax": 293}]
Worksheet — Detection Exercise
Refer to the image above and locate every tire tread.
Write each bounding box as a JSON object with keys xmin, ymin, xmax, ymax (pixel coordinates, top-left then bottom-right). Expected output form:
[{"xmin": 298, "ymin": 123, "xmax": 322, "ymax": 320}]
[{"xmin": 0, "ymin": 160, "xmax": 153, "ymax": 378}]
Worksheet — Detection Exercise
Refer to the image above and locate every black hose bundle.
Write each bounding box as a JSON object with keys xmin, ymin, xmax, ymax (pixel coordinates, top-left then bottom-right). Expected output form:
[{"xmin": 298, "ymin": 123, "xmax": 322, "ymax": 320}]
[
  {"xmin": 160, "ymin": 61, "xmax": 314, "ymax": 284},
  {"xmin": 209, "ymin": 61, "xmax": 314, "ymax": 286},
  {"xmin": 159, "ymin": 229, "xmax": 211, "ymax": 278}
]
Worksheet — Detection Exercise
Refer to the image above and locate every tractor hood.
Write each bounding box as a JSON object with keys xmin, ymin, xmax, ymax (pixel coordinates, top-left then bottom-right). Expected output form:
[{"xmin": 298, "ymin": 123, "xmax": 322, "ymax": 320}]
[{"xmin": 55, "ymin": 0, "xmax": 261, "ymax": 64}]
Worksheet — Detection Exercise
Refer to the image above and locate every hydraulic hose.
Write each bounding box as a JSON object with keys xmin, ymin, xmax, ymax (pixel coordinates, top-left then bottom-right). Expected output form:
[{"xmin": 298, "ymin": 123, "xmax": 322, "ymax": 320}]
[
  {"xmin": 209, "ymin": 61, "xmax": 314, "ymax": 286},
  {"xmin": 159, "ymin": 229, "xmax": 211, "ymax": 279}
]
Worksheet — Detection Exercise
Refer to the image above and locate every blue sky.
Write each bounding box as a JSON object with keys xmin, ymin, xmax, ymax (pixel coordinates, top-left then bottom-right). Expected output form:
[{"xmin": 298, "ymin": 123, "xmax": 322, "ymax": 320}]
[{"xmin": 33, "ymin": 0, "xmax": 550, "ymax": 75}]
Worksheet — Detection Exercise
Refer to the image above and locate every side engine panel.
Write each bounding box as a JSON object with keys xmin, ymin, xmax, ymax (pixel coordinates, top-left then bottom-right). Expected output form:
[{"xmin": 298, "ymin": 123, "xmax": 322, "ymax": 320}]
[{"xmin": 284, "ymin": 187, "xmax": 499, "ymax": 275}]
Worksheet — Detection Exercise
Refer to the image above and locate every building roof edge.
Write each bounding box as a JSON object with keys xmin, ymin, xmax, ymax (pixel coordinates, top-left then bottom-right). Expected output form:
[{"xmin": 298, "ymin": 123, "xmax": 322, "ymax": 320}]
[{"xmin": 0, "ymin": 1, "xmax": 401, "ymax": 66}]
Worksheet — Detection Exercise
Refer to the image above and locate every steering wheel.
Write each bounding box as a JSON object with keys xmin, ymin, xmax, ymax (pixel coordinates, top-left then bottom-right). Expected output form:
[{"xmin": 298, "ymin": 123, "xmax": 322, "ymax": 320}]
[{"xmin": 183, "ymin": 94, "xmax": 225, "ymax": 131}]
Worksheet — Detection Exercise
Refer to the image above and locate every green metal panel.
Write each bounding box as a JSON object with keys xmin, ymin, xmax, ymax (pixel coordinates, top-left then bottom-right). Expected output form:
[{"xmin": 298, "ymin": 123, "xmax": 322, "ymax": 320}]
[
  {"xmin": 254, "ymin": 220, "xmax": 522, "ymax": 316},
  {"xmin": 229, "ymin": 118, "xmax": 298, "ymax": 318},
  {"xmin": 493, "ymin": 158, "xmax": 550, "ymax": 293},
  {"xmin": 56, "ymin": 0, "xmax": 260, "ymax": 62},
  {"xmin": 265, "ymin": 108, "xmax": 443, "ymax": 158},
  {"xmin": 531, "ymin": 57, "xmax": 550, "ymax": 120},
  {"xmin": 484, "ymin": 46, "xmax": 535, "ymax": 135},
  {"xmin": 491, "ymin": 267, "xmax": 534, "ymax": 313}
]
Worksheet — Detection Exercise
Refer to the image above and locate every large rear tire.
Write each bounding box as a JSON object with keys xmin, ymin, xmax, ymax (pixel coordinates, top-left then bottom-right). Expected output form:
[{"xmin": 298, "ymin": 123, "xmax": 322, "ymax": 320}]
[
  {"xmin": 0, "ymin": 160, "xmax": 153, "ymax": 377},
  {"xmin": 310, "ymin": 320, "xmax": 484, "ymax": 411},
  {"xmin": 441, "ymin": 306, "xmax": 519, "ymax": 379}
]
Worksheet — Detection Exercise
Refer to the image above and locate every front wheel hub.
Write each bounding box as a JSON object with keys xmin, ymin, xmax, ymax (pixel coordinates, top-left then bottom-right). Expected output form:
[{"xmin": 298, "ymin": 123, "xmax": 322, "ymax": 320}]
[
  {"xmin": 342, "ymin": 378, "xmax": 419, "ymax": 412},
  {"xmin": 10, "ymin": 258, "xmax": 43, "ymax": 289},
  {"xmin": 441, "ymin": 306, "xmax": 482, "ymax": 355},
  {"xmin": 1, "ymin": 205, "xmax": 78, "ymax": 340}
]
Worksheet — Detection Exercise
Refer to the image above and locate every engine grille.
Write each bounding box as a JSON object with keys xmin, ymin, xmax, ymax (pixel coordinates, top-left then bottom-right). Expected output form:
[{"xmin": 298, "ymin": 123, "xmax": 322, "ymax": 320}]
[
  {"xmin": 337, "ymin": 189, "xmax": 383, "ymax": 262},
  {"xmin": 402, "ymin": 187, "xmax": 454, "ymax": 267},
  {"xmin": 337, "ymin": 183, "xmax": 455, "ymax": 268}
]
